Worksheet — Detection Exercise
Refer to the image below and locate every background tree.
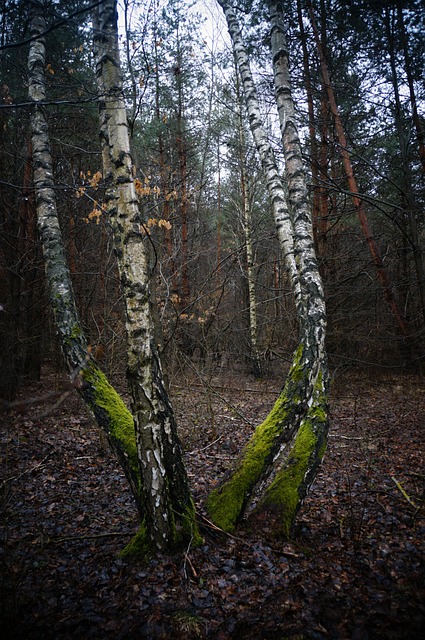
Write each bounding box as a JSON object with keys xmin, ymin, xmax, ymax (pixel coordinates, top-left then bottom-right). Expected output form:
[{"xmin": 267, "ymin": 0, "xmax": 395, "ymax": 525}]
[{"xmin": 0, "ymin": 0, "xmax": 44, "ymax": 400}]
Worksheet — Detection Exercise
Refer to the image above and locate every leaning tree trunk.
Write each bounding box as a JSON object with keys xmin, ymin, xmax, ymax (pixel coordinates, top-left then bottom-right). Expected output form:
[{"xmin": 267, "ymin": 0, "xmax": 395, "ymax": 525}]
[
  {"xmin": 27, "ymin": 0, "xmax": 143, "ymax": 516},
  {"xmin": 306, "ymin": 0, "xmax": 412, "ymax": 338},
  {"xmin": 251, "ymin": 0, "xmax": 328, "ymax": 533},
  {"xmin": 93, "ymin": 0, "xmax": 198, "ymax": 553},
  {"xmin": 207, "ymin": 0, "xmax": 328, "ymax": 538}
]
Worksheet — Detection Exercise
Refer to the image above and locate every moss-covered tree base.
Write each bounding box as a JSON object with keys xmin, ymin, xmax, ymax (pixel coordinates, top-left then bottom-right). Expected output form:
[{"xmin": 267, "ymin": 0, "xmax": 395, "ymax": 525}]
[
  {"xmin": 205, "ymin": 385, "xmax": 295, "ymax": 532},
  {"xmin": 205, "ymin": 345, "xmax": 328, "ymax": 538},
  {"xmin": 120, "ymin": 523, "xmax": 153, "ymax": 561},
  {"xmin": 120, "ymin": 502, "xmax": 202, "ymax": 561},
  {"xmin": 248, "ymin": 384, "xmax": 328, "ymax": 539}
]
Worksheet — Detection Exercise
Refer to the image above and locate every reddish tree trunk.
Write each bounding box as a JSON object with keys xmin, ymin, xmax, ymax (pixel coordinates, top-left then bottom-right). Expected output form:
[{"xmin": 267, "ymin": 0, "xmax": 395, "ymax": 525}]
[{"xmin": 307, "ymin": 0, "xmax": 410, "ymax": 336}]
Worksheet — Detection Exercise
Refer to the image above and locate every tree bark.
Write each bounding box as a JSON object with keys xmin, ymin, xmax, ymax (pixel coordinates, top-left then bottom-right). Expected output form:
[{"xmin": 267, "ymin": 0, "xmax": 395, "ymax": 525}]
[
  {"xmin": 306, "ymin": 0, "xmax": 411, "ymax": 338},
  {"xmin": 26, "ymin": 0, "xmax": 143, "ymax": 517},
  {"xmin": 235, "ymin": 59, "xmax": 262, "ymax": 378},
  {"xmin": 216, "ymin": 2, "xmax": 301, "ymax": 311},
  {"xmin": 207, "ymin": 0, "xmax": 328, "ymax": 538},
  {"xmin": 93, "ymin": 0, "xmax": 198, "ymax": 553}
]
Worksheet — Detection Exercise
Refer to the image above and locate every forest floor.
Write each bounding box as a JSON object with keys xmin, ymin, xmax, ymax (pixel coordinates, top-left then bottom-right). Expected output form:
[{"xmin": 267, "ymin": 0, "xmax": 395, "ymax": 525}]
[{"xmin": 0, "ymin": 366, "xmax": 424, "ymax": 639}]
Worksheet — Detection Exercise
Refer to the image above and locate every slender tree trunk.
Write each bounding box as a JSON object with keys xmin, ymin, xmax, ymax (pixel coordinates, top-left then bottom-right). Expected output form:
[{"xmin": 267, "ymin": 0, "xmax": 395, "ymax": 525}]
[
  {"xmin": 296, "ymin": 0, "xmax": 320, "ymax": 248},
  {"xmin": 93, "ymin": 0, "xmax": 198, "ymax": 553},
  {"xmin": 240, "ymin": 166, "xmax": 261, "ymax": 378},
  {"xmin": 253, "ymin": 0, "xmax": 328, "ymax": 529},
  {"xmin": 397, "ymin": 5, "xmax": 425, "ymax": 175},
  {"xmin": 235, "ymin": 60, "xmax": 262, "ymax": 378},
  {"xmin": 384, "ymin": 6, "xmax": 425, "ymax": 328},
  {"xmin": 152, "ymin": 15, "xmax": 175, "ymax": 291},
  {"xmin": 217, "ymin": 137, "xmax": 222, "ymax": 278},
  {"xmin": 27, "ymin": 0, "xmax": 143, "ymax": 516},
  {"xmin": 306, "ymin": 0, "xmax": 411, "ymax": 337},
  {"xmin": 175, "ymin": 25, "xmax": 190, "ymax": 309},
  {"xmin": 21, "ymin": 139, "xmax": 42, "ymax": 381},
  {"xmin": 207, "ymin": 0, "xmax": 328, "ymax": 538},
  {"xmin": 216, "ymin": 3, "xmax": 301, "ymax": 308}
]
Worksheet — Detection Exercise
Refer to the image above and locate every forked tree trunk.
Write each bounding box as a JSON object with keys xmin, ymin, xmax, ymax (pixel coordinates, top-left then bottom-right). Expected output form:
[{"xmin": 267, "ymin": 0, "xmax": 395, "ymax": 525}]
[
  {"xmin": 93, "ymin": 0, "xmax": 198, "ymax": 553},
  {"xmin": 207, "ymin": 0, "xmax": 328, "ymax": 538},
  {"xmin": 27, "ymin": 0, "xmax": 143, "ymax": 516}
]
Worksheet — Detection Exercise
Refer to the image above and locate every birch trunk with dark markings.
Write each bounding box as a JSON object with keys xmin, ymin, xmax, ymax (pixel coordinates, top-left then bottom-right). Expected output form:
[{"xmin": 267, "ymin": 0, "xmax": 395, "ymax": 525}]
[
  {"xmin": 28, "ymin": 0, "xmax": 197, "ymax": 556},
  {"xmin": 27, "ymin": 0, "xmax": 143, "ymax": 517},
  {"xmin": 206, "ymin": 0, "xmax": 328, "ymax": 538},
  {"xmin": 234, "ymin": 60, "xmax": 262, "ymax": 378},
  {"xmin": 92, "ymin": 0, "xmax": 198, "ymax": 553}
]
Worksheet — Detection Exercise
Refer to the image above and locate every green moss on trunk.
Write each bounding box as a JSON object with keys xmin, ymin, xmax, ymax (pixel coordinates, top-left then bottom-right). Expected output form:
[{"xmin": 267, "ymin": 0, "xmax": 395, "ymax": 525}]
[
  {"xmin": 205, "ymin": 390, "xmax": 291, "ymax": 531},
  {"xmin": 119, "ymin": 521, "xmax": 153, "ymax": 560},
  {"xmin": 81, "ymin": 363, "xmax": 202, "ymax": 556},
  {"xmin": 120, "ymin": 500, "xmax": 202, "ymax": 561},
  {"xmin": 253, "ymin": 381, "xmax": 328, "ymax": 538},
  {"xmin": 81, "ymin": 363, "xmax": 138, "ymax": 472},
  {"xmin": 205, "ymin": 345, "xmax": 306, "ymax": 531}
]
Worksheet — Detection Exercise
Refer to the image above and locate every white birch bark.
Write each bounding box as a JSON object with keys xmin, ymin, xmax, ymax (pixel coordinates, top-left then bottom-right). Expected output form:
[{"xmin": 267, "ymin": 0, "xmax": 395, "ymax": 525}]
[
  {"xmin": 235, "ymin": 67, "xmax": 262, "ymax": 377},
  {"xmin": 27, "ymin": 0, "xmax": 143, "ymax": 514},
  {"xmin": 27, "ymin": 3, "xmax": 87, "ymax": 372},
  {"xmin": 216, "ymin": 0, "xmax": 302, "ymax": 318},
  {"xmin": 207, "ymin": 0, "xmax": 329, "ymax": 536},
  {"xmin": 93, "ymin": 0, "xmax": 196, "ymax": 551},
  {"xmin": 242, "ymin": 180, "xmax": 262, "ymax": 377},
  {"xmin": 270, "ymin": 0, "xmax": 327, "ymax": 370}
]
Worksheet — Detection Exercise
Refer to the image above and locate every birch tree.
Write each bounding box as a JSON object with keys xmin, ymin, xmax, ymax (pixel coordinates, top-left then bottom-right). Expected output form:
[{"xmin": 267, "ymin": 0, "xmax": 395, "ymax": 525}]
[
  {"xmin": 234, "ymin": 58, "xmax": 262, "ymax": 378},
  {"xmin": 26, "ymin": 0, "xmax": 143, "ymax": 513},
  {"xmin": 206, "ymin": 0, "xmax": 328, "ymax": 537},
  {"xmin": 92, "ymin": 0, "xmax": 198, "ymax": 553},
  {"xmin": 27, "ymin": 0, "xmax": 198, "ymax": 556},
  {"xmin": 28, "ymin": 1, "xmax": 147, "ymax": 514},
  {"xmin": 26, "ymin": 0, "xmax": 328, "ymax": 549}
]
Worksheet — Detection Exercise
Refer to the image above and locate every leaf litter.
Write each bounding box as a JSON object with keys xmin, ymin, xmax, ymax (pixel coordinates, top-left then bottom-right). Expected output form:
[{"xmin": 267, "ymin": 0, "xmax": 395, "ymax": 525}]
[{"xmin": 0, "ymin": 370, "xmax": 424, "ymax": 639}]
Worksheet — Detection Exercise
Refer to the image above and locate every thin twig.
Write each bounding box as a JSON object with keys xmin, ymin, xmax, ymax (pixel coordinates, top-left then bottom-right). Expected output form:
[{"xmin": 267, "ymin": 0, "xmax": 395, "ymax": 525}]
[
  {"xmin": 186, "ymin": 434, "xmax": 224, "ymax": 455},
  {"xmin": 391, "ymin": 476, "xmax": 419, "ymax": 509},
  {"xmin": 329, "ymin": 427, "xmax": 393, "ymax": 440},
  {"xmin": 1, "ymin": 449, "xmax": 55, "ymax": 488},
  {"xmin": 183, "ymin": 536, "xmax": 197, "ymax": 580},
  {"xmin": 197, "ymin": 513, "xmax": 299, "ymax": 558},
  {"xmin": 47, "ymin": 531, "xmax": 135, "ymax": 544}
]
